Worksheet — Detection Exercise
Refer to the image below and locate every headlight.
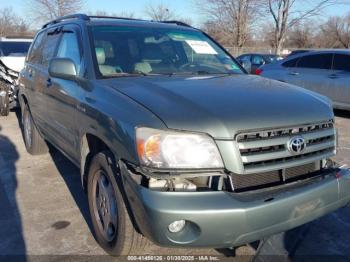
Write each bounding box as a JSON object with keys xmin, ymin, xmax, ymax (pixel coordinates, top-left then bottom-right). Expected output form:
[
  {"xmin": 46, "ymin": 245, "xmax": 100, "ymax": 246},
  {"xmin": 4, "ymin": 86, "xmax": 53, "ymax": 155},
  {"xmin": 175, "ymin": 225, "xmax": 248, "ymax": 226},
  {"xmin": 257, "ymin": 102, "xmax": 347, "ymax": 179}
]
[{"xmin": 136, "ymin": 127, "xmax": 224, "ymax": 169}]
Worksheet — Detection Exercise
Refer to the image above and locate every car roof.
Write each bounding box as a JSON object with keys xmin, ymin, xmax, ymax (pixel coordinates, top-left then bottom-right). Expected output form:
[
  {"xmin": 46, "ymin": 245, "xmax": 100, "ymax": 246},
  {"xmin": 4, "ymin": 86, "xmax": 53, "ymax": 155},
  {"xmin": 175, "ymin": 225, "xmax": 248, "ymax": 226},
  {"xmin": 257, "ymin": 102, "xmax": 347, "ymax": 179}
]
[{"xmin": 289, "ymin": 49, "xmax": 350, "ymax": 58}]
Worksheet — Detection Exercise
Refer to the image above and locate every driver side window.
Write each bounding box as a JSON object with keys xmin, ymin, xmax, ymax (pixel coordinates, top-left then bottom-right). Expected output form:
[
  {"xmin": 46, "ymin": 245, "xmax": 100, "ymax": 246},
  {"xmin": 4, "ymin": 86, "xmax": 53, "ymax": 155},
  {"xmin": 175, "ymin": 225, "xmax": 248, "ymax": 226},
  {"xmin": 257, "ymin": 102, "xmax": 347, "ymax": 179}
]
[{"xmin": 56, "ymin": 31, "xmax": 81, "ymax": 73}]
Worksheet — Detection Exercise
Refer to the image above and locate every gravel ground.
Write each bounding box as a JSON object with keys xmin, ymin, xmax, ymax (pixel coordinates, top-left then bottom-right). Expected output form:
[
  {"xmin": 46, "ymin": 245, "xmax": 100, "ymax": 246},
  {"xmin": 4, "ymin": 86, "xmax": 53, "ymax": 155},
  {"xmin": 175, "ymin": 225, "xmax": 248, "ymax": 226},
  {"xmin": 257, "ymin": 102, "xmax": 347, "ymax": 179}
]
[{"xmin": 0, "ymin": 110, "xmax": 349, "ymax": 260}]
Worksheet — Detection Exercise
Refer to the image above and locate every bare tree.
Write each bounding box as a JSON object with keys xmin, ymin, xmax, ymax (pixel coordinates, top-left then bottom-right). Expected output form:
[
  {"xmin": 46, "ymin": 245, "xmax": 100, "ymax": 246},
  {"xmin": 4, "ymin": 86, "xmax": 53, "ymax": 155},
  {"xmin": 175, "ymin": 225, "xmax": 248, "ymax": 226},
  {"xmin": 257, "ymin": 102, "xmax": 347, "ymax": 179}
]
[
  {"xmin": 0, "ymin": 8, "xmax": 31, "ymax": 37},
  {"xmin": 287, "ymin": 21, "xmax": 314, "ymax": 48},
  {"xmin": 144, "ymin": 2, "xmax": 176, "ymax": 21},
  {"xmin": 197, "ymin": 0, "xmax": 264, "ymax": 48},
  {"xmin": 27, "ymin": 0, "xmax": 85, "ymax": 24},
  {"xmin": 267, "ymin": 0, "xmax": 347, "ymax": 54},
  {"xmin": 318, "ymin": 14, "xmax": 350, "ymax": 48},
  {"xmin": 89, "ymin": 10, "xmax": 136, "ymax": 19}
]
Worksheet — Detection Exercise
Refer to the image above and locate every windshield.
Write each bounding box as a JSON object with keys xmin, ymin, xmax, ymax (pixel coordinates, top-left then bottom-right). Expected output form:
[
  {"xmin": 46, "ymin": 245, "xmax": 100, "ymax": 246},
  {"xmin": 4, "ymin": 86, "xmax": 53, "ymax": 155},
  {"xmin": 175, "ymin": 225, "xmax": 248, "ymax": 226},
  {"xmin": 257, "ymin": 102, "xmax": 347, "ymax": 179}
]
[
  {"xmin": 90, "ymin": 25, "xmax": 243, "ymax": 77},
  {"xmin": 264, "ymin": 55, "xmax": 283, "ymax": 63},
  {"xmin": 0, "ymin": 41, "xmax": 32, "ymax": 57}
]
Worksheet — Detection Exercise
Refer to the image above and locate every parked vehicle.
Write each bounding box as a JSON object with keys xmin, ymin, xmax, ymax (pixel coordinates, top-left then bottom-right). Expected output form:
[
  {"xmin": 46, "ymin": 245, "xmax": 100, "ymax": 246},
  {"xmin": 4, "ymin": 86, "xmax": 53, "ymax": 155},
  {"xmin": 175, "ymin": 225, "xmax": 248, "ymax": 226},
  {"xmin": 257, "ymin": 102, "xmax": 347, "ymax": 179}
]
[
  {"xmin": 259, "ymin": 50, "xmax": 350, "ymax": 110},
  {"xmin": 286, "ymin": 50, "xmax": 311, "ymax": 58},
  {"xmin": 19, "ymin": 14, "xmax": 350, "ymax": 256},
  {"xmin": 237, "ymin": 53, "xmax": 283, "ymax": 74},
  {"xmin": 0, "ymin": 37, "xmax": 32, "ymax": 116}
]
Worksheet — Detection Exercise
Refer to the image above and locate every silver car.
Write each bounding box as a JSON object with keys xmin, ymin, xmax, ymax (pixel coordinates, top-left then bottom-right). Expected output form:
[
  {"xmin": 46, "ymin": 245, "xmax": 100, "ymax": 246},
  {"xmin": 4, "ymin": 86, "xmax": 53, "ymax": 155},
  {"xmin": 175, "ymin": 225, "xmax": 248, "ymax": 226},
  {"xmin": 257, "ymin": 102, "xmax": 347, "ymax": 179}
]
[{"xmin": 260, "ymin": 50, "xmax": 350, "ymax": 110}]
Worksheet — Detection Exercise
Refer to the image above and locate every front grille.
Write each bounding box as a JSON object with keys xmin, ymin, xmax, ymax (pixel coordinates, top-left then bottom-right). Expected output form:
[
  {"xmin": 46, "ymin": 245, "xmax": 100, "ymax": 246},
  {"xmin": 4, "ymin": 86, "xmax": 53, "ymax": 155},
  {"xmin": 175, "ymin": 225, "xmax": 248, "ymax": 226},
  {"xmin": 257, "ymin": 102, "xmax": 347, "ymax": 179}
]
[
  {"xmin": 236, "ymin": 121, "xmax": 336, "ymax": 174},
  {"xmin": 231, "ymin": 162, "xmax": 319, "ymax": 192}
]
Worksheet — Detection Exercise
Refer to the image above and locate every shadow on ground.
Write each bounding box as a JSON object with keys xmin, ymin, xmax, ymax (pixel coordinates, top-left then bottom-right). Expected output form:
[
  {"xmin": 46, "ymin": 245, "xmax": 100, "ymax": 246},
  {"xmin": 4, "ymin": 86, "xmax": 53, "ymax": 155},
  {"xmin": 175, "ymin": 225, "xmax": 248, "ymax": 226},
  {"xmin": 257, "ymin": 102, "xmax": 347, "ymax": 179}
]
[{"xmin": 0, "ymin": 123, "xmax": 26, "ymax": 261}]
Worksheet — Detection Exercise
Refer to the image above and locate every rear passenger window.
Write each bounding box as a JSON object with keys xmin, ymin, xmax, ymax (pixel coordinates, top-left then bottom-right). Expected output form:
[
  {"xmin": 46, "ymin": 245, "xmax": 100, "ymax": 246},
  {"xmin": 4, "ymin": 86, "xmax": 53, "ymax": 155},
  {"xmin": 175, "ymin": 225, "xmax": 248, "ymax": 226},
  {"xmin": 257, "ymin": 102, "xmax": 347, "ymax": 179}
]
[
  {"xmin": 41, "ymin": 33, "xmax": 61, "ymax": 67},
  {"xmin": 333, "ymin": 54, "xmax": 350, "ymax": 71},
  {"xmin": 282, "ymin": 58, "xmax": 299, "ymax": 68},
  {"xmin": 27, "ymin": 32, "xmax": 45, "ymax": 64},
  {"xmin": 297, "ymin": 54, "xmax": 333, "ymax": 69}
]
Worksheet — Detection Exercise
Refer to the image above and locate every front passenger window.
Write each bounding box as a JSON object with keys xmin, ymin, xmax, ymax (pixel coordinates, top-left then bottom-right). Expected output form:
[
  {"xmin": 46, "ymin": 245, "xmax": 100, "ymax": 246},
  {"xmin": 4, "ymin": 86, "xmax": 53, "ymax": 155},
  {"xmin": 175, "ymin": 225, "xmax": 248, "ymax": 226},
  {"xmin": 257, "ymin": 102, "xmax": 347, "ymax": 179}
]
[{"xmin": 57, "ymin": 31, "xmax": 81, "ymax": 73}]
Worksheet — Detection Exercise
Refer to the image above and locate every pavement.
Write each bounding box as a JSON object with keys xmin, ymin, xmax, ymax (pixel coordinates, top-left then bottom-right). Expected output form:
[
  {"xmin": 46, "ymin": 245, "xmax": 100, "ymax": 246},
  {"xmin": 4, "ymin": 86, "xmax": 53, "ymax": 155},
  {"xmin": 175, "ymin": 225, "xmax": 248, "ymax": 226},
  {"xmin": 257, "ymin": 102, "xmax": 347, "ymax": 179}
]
[{"xmin": 0, "ymin": 110, "xmax": 350, "ymax": 260}]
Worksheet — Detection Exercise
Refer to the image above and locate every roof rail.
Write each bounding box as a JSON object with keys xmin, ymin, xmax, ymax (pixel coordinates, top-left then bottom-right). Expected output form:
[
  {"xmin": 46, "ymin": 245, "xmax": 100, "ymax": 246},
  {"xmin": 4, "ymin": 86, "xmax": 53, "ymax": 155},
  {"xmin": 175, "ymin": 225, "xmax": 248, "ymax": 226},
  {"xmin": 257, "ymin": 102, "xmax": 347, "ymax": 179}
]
[
  {"xmin": 160, "ymin": 20, "xmax": 191, "ymax": 27},
  {"xmin": 42, "ymin": 13, "xmax": 90, "ymax": 29},
  {"xmin": 89, "ymin": 15, "xmax": 145, "ymax": 22}
]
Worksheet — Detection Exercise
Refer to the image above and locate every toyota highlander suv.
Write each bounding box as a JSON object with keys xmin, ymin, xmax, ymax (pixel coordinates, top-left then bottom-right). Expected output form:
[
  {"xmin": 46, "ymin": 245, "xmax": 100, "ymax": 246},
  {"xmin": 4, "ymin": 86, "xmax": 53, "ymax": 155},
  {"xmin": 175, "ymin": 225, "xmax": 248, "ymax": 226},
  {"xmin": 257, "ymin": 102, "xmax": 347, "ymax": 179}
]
[{"xmin": 18, "ymin": 14, "xmax": 350, "ymax": 255}]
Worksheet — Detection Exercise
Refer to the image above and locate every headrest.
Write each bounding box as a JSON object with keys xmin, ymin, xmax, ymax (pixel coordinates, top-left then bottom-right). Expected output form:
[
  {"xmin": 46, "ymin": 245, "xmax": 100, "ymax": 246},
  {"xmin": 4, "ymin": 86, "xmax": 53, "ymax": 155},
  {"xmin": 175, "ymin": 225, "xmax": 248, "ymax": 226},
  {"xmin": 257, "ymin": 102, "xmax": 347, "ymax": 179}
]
[{"xmin": 95, "ymin": 48, "xmax": 106, "ymax": 65}]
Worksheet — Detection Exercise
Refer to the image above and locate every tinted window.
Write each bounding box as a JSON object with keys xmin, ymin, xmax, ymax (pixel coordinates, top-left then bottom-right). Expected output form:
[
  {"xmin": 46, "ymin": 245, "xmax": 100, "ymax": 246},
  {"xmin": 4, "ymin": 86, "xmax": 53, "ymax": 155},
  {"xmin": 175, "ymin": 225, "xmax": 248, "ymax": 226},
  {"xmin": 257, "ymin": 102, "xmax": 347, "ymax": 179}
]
[
  {"xmin": 333, "ymin": 54, "xmax": 350, "ymax": 71},
  {"xmin": 57, "ymin": 31, "xmax": 81, "ymax": 72},
  {"xmin": 0, "ymin": 42, "xmax": 31, "ymax": 56},
  {"xmin": 41, "ymin": 33, "xmax": 61, "ymax": 67},
  {"xmin": 27, "ymin": 32, "xmax": 45, "ymax": 64},
  {"xmin": 297, "ymin": 54, "xmax": 333, "ymax": 69},
  {"xmin": 282, "ymin": 58, "xmax": 299, "ymax": 68}
]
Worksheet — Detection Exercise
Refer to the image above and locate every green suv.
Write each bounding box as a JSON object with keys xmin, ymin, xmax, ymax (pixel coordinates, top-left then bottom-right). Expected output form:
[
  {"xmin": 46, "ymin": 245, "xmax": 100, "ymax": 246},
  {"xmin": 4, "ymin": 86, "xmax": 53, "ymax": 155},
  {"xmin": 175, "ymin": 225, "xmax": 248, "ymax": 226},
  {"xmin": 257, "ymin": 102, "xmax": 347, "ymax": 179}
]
[{"xmin": 18, "ymin": 14, "xmax": 350, "ymax": 255}]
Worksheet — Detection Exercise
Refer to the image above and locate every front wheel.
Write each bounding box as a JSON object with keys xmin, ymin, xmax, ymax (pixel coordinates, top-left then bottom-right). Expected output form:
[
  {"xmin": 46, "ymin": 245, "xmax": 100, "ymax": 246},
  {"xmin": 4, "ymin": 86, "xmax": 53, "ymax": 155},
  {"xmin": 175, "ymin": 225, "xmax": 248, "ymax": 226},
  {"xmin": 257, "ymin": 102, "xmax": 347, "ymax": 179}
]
[{"xmin": 87, "ymin": 151, "xmax": 149, "ymax": 255}]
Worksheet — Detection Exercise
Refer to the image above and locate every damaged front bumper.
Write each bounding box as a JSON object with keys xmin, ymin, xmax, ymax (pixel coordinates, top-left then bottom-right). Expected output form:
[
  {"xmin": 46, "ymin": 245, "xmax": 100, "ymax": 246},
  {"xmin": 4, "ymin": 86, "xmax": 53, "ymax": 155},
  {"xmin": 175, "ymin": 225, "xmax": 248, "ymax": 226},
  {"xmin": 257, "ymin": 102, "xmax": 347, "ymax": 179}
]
[
  {"xmin": 120, "ymin": 162, "xmax": 350, "ymax": 248},
  {"xmin": 0, "ymin": 60, "xmax": 19, "ymax": 109}
]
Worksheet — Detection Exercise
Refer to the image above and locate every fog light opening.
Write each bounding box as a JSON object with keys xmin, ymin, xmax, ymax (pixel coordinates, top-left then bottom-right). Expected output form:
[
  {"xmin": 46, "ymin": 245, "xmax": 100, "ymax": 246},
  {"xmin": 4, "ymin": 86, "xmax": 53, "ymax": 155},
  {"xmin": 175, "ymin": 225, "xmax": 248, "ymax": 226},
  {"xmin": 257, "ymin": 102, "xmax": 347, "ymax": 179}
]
[{"xmin": 168, "ymin": 220, "xmax": 186, "ymax": 233}]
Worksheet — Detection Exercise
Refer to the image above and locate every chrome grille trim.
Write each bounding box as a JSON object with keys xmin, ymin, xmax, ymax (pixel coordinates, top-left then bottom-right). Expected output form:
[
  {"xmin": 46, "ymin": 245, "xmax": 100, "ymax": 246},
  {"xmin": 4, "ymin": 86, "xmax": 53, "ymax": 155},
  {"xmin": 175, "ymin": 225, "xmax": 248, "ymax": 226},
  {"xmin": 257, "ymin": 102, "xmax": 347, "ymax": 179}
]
[{"xmin": 236, "ymin": 121, "xmax": 336, "ymax": 174}]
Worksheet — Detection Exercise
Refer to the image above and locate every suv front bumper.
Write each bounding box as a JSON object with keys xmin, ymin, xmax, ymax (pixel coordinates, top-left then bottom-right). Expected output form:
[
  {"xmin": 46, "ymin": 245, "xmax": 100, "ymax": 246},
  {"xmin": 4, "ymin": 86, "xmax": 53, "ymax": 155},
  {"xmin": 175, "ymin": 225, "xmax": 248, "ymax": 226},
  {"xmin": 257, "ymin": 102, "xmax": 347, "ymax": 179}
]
[{"xmin": 121, "ymin": 165, "xmax": 350, "ymax": 248}]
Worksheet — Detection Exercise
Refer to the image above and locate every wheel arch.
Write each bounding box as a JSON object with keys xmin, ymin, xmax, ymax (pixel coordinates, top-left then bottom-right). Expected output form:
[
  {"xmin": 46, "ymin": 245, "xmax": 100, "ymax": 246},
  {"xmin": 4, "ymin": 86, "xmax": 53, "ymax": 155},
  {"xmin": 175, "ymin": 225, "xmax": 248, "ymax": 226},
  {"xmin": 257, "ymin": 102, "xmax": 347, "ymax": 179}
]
[{"xmin": 80, "ymin": 132, "xmax": 117, "ymax": 192}]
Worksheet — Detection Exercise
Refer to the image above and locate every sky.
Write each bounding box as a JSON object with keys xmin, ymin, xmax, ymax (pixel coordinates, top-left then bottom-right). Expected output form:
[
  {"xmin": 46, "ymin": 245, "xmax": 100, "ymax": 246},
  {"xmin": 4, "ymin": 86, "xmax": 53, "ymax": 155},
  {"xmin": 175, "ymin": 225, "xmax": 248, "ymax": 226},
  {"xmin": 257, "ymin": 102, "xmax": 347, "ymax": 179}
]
[{"xmin": 0, "ymin": 0, "xmax": 349, "ymax": 28}]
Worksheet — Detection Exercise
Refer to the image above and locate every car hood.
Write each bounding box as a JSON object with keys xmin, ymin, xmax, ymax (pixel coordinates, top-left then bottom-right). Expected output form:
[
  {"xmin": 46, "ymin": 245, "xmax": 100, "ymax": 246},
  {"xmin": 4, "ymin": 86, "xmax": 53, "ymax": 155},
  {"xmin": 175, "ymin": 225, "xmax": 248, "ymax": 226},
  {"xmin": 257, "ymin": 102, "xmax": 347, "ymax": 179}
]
[
  {"xmin": 0, "ymin": 56, "xmax": 25, "ymax": 72},
  {"xmin": 102, "ymin": 75, "xmax": 333, "ymax": 139}
]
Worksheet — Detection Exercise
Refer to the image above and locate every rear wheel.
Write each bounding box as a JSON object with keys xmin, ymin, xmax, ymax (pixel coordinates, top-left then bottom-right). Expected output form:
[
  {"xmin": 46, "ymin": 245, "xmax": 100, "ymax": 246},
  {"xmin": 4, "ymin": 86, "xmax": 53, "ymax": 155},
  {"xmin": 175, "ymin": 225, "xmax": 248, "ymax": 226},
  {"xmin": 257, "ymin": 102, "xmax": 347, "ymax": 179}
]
[
  {"xmin": 0, "ymin": 83, "xmax": 9, "ymax": 116},
  {"xmin": 22, "ymin": 104, "xmax": 48, "ymax": 155},
  {"xmin": 87, "ymin": 151, "xmax": 149, "ymax": 255}
]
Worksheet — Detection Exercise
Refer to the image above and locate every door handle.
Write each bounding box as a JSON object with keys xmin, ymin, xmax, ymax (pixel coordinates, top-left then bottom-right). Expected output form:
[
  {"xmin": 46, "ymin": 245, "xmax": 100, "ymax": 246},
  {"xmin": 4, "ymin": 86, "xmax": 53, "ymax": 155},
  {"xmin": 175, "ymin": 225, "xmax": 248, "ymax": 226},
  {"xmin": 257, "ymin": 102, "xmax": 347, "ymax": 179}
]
[
  {"xmin": 289, "ymin": 72, "xmax": 299, "ymax": 76},
  {"xmin": 328, "ymin": 74, "xmax": 338, "ymax": 79},
  {"xmin": 46, "ymin": 78, "xmax": 52, "ymax": 87}
]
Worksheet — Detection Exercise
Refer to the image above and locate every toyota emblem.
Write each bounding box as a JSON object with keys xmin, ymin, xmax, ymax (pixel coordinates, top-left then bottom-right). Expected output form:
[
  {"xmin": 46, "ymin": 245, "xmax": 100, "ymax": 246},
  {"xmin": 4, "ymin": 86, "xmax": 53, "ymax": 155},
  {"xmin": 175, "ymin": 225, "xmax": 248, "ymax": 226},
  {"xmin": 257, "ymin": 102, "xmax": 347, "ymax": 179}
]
[{"xmin": 288, "ymin": 136, "xmax": 306, "ymax": 154}]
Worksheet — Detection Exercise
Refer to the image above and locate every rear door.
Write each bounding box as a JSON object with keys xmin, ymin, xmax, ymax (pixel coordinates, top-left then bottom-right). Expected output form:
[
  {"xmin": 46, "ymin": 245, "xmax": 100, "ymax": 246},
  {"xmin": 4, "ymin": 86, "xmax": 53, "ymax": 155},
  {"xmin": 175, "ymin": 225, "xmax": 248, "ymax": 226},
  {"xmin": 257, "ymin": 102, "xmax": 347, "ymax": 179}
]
[
  {"xmin": 21, "ymin": 31, "xmax": 48, "ymax": 131},
  {"xmin": 44, "ymin": 24, "xmax": 84, "ymax": 162},
  {"xmin": 329, "ymin": 53, "xmax": 350, "ymax": 109},
  {"xmin": 288, "ymin": 53, "xmax": 333, "ymax": 95}
]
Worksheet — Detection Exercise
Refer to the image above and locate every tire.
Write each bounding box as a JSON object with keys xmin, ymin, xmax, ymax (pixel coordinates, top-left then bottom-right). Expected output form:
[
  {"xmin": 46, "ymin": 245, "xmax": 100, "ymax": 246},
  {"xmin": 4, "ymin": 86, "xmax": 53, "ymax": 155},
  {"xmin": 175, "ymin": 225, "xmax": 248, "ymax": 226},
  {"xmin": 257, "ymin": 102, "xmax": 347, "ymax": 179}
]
[
  {"xmin": 0, "ymin": 83, "xmax": 10, "ymax": 116},
  {"xmin": 22, "ymin": 104, "xmax": 48, "ymax": 155},
  {"xmin": 87, "ymin": 151, "xmax": 149, "ymax": 256}
]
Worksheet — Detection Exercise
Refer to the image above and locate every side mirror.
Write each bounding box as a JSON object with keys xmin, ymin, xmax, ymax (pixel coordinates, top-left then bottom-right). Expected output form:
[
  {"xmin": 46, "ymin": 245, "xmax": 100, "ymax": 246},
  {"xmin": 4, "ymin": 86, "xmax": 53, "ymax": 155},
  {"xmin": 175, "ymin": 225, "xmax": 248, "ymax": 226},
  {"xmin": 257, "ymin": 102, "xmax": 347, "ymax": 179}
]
[
  {"xmin": 49, "ymin": 58, "xmax": 77, "ymax": 80},
  {"xmin": 241, "ymin": 60, "xmax": 252, "ymax": 73}
]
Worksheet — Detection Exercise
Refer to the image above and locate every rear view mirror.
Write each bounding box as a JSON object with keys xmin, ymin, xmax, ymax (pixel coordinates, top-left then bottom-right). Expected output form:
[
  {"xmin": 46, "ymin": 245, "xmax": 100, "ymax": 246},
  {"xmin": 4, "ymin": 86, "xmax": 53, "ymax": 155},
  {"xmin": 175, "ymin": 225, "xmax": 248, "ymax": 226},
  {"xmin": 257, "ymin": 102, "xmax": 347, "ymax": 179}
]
[
  {"xmin": 49, "ymin": 58, "xmax": 77, "ymax": 80},
  {"xmin": 241, "ymin": 60, "xmax": 252, "ymax": 73}
]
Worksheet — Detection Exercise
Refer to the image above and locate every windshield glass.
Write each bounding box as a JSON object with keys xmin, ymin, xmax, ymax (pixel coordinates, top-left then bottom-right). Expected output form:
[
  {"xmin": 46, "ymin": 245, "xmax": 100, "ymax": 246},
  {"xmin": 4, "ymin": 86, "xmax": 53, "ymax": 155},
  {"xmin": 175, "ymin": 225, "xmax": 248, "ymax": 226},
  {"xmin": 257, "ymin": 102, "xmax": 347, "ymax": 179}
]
[
  {"xmin": 265, "ymin": 55, "xmax": 283, "ymax": 63},
  {"xmin": 0, "ymin": 41, "xmax": 32, "ymax": 57},
  {"xmin": 90, "ymin": 25, "xmax": 243, "ymax": 77}
]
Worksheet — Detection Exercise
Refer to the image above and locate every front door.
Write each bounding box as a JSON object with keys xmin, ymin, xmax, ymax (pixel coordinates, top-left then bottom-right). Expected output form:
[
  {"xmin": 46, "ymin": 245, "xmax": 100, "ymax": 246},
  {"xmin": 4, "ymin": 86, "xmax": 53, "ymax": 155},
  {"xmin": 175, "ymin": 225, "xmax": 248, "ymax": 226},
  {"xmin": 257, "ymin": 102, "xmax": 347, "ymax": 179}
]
[
  {"xmin": 330, "ymin": 53, "xmax": 350, "ymax": 109},
  {"xmin": 44, "ymin": 25, "xmax": 84, "ymax": 162}
]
